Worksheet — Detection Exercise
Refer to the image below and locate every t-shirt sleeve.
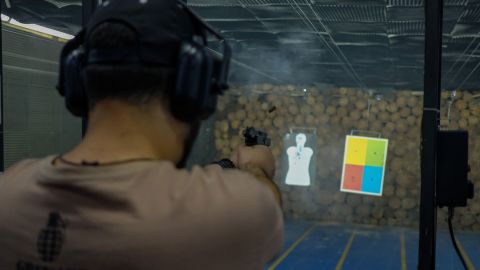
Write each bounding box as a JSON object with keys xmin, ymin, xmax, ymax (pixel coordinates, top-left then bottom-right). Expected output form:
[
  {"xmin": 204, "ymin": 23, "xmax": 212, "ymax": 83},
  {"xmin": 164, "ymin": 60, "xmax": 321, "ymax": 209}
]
[
  {"xmin": 0, "ymin": 159, "xmax": 38, "ymax": 186},
  {"xmin": 200, "ymin": 166, "xmax": 284, "ymax": 265}
]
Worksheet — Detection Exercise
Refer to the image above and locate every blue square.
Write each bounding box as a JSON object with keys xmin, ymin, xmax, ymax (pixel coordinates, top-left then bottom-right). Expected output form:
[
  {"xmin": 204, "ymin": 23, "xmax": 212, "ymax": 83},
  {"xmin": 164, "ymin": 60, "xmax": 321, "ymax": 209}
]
[{"xmin": 361, "ymin": 166, "xmax": 383, "ymax": 194}]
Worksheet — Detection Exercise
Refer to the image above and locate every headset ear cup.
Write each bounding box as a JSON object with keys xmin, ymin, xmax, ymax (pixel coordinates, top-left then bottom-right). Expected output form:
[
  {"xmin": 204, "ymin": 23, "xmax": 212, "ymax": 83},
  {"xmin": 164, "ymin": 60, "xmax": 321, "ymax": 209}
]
[
  {"xmin": 63, "ymin": 48, "xmax": 88, "ymax": 117},
  {"xmin": 173, "ymin": 42, "xmax": 217, "ymax": 122},
  {"xmin": 57, "ymin": 29, "xmax": 88, "ymax": 117}
]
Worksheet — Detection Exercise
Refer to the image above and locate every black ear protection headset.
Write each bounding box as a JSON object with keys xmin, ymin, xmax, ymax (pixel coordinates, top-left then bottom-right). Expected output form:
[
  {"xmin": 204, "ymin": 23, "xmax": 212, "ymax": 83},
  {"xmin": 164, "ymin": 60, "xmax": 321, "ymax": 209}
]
[{"xmin": 57, "ymin": 1, "xmax": 231, "ymax": 123}]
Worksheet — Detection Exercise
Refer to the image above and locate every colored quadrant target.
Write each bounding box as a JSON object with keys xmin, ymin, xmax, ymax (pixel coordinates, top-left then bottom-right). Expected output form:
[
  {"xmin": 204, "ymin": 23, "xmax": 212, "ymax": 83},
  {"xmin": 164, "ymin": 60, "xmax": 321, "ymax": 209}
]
[{"xmin": 341, "ymin": 135, "xmax": 388, "ymax": 196}]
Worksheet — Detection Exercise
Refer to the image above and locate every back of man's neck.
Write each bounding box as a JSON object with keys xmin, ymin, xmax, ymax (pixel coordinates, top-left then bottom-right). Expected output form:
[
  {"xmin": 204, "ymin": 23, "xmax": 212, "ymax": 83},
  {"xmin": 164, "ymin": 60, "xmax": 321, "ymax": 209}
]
[{"xmin": 62, "ymin": 101, "xmax": 184, "ymax": 165}]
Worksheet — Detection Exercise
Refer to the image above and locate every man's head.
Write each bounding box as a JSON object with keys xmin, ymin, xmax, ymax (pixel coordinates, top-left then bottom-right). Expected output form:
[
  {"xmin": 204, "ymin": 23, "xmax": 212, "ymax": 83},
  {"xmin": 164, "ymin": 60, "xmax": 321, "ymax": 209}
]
[
  {"xmin": 84, "ymin": 21, "xmax": 175, "ymax": 112},
  {"xmin": 83, "ymin": 20, "xmax": 199, "ymax": 167},
  {"xmin": 58, "ymin": 0, "xmax": 230, "ymax": 166}
]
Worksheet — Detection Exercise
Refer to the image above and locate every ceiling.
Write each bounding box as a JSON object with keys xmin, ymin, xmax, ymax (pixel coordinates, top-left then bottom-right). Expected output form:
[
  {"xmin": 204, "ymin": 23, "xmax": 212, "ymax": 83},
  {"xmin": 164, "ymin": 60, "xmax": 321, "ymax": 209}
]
[
  {"xmin": 2, "ymin": 0, "xmax": 82, "ymax": 33},
  {"xmin": 3, "ymin": 0, "xmax": 480, "ymax": 90}
]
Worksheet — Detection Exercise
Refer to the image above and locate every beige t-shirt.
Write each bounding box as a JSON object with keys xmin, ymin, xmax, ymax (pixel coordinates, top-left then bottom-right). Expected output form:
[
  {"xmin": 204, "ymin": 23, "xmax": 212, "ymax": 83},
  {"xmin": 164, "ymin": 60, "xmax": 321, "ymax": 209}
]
[{"xmin": 0, "ymin": 156, "xmax": 283, "ymax": 270}]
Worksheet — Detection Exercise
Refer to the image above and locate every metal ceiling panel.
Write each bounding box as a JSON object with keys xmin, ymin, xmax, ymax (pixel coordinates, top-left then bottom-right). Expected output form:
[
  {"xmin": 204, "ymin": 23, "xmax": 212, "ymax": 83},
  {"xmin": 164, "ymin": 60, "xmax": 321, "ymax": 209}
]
[
  {"xmin": 446, "ymin": 0, "xmax": 469, "ymax": 5},
  {"xmin": 247, "ymin": 5, "xmax": 301, "ymax": 18},
  {"xmin": 276, "ymin": 32, "xmax": 325, "ymax": 44},
  {"xmin": 2, "ymin": 0, "xmax": 81, "ymax": 34},
  {"xmin": 4, "ymin": 0, "xmax": 480, "ymax": 90},
  {"xmin": 188, "ymin": 0, "xmax": 240, "ymax": 7},
  {"xmin": 315, "ymin": 0, "xmax": 386, "ymax": 4},
  {"xmin": 325, "ymin": 22, "xmax": 387, "ymax": 33},
  {"xmin": 388, "ymin": 21, "xmax": 424, "ymax": 35},
  {"xmin": 458, "ymin": 3, "xmax": 480, "ymax": 22},
  {"xmin": 443, "ymin": 21, "xmax": 461, "ymax": 34},
  {"xmin": 387, "ymin": 6, "xmax": 423, "ymax": 20},
  {"xmin": 240, "ymin": 0, "xmax": 306, "ymax": 6},
  {"xmin": 451, "ymin": 23, "xmax": 480, "ymax": 36},
  {"xmin": 209, "ymin": 20, "xmax": 267, "ymax": 32},
  {"xmin": 388, "ymin": 5, "xmax": 463, "ymax": 22},
  {"xmin": 341, "ymin": 46, "xmax": 391, "ymax": 61},
  {"xmin": 191, "ymin": 6, "xmax": 256, "ymax": 19},
  {"xmin": 387, "ymin": 0, "xmax": 423, "ymax": 7},
  {"xmin": 262, "ymin": 19, "xmax": 327, "ymax": 32},
  {"xmin": 229, "ymin": 31, "xmax": 278, "ymax": 40},
  {"xmin": 311, "ymin": 4, "xmax": 386, "ymax": 22},
  {"xmin": 333, "ymin": 33, "xmax": 389, "ymax": 46},
  {"xmin": 388, "ymin": 0, "xmax": 468, "ymax": 6}
]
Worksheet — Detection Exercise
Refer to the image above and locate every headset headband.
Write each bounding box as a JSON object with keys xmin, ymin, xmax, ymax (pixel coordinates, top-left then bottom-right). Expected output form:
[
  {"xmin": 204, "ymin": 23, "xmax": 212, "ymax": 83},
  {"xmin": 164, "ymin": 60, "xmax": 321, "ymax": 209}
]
[
  {"xmin": 60, "ymin": 1, "xmax": 231, "ymax": 93},
  {"xmin": 177, "ymin": 1, "xmax": 231, "ymax": 91}
]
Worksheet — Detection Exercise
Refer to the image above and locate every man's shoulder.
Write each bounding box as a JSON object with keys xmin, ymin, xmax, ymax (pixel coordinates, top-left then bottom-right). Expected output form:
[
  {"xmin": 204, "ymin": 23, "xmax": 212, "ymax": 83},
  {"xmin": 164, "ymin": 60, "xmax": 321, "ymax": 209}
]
[
  {"xmin": 187, "ymin": 166, "xmax": 283, "ymax": 227},
  {"xmin": 0, "ymin": 157, "xmax": 49, "ymax": 192},
  {"xmin": 190, "ymin": 165, "xmax": 262, "ymax": 189},
  {"xmin": 3, "ymin": 157, "xmax": 45, "ymax": 177},
  {"xmin": 196, "ymin": 166, "xmax": 280, "ymax": 212}
]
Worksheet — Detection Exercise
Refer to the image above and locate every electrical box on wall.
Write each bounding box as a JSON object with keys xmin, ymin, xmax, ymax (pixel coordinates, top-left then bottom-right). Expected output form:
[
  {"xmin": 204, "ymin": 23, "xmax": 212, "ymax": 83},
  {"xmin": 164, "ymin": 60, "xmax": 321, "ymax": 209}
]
[{"xmin": 436, "ymin": 130, "xmax": 474, "ymax": 208}]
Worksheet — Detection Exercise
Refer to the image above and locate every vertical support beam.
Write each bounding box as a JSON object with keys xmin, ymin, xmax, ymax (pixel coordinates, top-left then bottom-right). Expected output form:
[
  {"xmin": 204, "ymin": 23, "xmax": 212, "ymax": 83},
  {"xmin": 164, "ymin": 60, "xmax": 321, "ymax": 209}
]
[
  {"xmin": 418, "ymin": 0, "xmax": 443, "ymax": 269},
  {"xmin": 0, "ymin": 15, "xmax": 5, "ymax": 171}
]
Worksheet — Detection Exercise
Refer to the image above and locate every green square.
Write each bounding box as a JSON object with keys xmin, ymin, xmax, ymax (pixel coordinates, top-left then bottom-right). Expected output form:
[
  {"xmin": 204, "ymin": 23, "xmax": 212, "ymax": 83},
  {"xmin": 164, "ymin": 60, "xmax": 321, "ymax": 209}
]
[{"xmin": 365, "ymin": 140, "xmax": 387, "ymax": 167}]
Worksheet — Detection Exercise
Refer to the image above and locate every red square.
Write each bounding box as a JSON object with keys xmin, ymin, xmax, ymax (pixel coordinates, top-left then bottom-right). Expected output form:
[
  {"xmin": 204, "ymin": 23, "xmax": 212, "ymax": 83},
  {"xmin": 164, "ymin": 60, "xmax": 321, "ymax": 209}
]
[{"xmin": 342, "ymin": 164, "xmax": 364, "ymax": 191}]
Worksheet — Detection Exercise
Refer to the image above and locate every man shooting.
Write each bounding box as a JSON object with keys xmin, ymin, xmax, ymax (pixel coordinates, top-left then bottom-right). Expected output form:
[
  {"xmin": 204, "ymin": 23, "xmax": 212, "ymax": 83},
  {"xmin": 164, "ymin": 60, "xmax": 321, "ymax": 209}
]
[{"xmin": 0, "ymin": 1, "xmax": 283, "ymax": 269}]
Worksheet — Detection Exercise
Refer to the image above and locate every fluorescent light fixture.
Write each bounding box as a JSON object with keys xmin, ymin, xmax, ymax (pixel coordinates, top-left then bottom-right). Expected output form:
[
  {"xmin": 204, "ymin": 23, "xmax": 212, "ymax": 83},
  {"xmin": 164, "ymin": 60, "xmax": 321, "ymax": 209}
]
[
  {"xmin": 1, "ymin": 14, "xmax": 10, "ymax": 22},
  {"xmin": 9, "ymin": 19, "xmax": 74, "ymax": 40}
]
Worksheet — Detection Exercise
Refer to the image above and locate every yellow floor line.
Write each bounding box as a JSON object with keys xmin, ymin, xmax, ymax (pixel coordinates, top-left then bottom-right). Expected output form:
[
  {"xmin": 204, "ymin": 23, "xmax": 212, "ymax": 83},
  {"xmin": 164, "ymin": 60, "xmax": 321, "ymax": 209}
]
[
  {"xmin": 456, "ymin": 238, "xmax": 476, "ymax": 270},
  {"xmin": 268, "ymin": 225, "xmax": 316, "ymax": 270},
  {"xmin": 401, "ymin": 231, "xmax": 407, "ymax": 270},
  {"xmin": 335, "ymin": 230, "xmax": 356, "ymax": 270}
]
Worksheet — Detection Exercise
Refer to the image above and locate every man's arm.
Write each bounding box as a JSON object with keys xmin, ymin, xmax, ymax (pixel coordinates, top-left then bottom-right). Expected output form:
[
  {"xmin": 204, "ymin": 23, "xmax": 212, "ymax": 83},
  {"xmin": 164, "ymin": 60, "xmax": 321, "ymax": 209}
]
[
  {"xmin": 205, "ymin": 162, "xmax": 282, "ymax": 206},
  {"xmin": 241, "ymin": 162, "xmax": 282, "ymax": 206}
]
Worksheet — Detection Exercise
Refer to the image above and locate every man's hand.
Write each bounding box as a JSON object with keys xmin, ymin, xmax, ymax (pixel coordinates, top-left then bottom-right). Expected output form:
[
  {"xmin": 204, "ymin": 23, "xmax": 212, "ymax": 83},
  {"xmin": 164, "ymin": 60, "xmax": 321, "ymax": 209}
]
[
  {"xmin": 230, "ymin": 145, "xmax": 275, "ymax": 179},
  {"xmin": 231, "ymin": 145, "xmax": 281, "ymax": 205}
]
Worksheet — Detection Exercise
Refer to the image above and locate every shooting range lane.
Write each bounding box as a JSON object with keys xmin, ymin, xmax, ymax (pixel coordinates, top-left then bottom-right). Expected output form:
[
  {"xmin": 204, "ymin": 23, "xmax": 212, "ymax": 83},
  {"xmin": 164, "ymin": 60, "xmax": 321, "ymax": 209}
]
[{"xmin": 266, "ymin": 220, "xmax": 480, "ymax": 270}]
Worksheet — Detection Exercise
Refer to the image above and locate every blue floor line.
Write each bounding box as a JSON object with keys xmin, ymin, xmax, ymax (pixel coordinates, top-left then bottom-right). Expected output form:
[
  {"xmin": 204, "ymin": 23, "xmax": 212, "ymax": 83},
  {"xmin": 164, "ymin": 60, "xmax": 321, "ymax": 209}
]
[
  {"xmin": 281, "ymin": 219, "xmax": 314, "ymax": 249},
  {"xmin": 270, "ymin": 220, "xmax": 480, "ymax": 270},
  {"xmin": 341, "ymin": 227, "xmax": 402, "ymax": 270},
  {"xmin": 266, "ymin": 219, "xmax": 313, "ymax": 268},
  {"xmin": 274, "ymin": 225, "xmax": 352, "ymax": 270},
  {"xmin": 404, "ymin": 229, "xmax": 419, "ymax": 270}
]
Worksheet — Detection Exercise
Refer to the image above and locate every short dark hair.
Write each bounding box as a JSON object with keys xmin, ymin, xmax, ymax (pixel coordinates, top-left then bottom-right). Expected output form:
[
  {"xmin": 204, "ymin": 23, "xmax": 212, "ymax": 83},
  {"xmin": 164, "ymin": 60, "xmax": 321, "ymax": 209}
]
[{"xmin": 83, "ymin": 22, "xmax": 175, "ymax": 109}]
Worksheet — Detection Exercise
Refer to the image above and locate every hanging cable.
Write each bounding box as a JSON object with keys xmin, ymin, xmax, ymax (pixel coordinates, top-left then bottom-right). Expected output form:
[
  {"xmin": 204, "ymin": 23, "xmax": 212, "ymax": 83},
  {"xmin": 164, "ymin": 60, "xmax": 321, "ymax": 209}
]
[
  {"xmin": 456, "ymin": 59, "xmax": 480, "ymax": 91},
  {"xmin": 447, "ymin": 207, "xmax": 468, "ymax": 270},
  {"xmin": 445, "ymin": 36, "xmax": 477, "ymax": 77},
  {"xmin": 448, "ymin": 37, "xmax": 480, "ymax": 90}
]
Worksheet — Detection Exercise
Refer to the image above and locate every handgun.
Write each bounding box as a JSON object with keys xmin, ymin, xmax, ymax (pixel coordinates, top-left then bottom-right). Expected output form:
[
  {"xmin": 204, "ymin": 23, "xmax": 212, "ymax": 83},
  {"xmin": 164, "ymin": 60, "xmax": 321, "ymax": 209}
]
[{"xmin": 243, "ymin": 127, "xmax": 271, "ymax": 147}]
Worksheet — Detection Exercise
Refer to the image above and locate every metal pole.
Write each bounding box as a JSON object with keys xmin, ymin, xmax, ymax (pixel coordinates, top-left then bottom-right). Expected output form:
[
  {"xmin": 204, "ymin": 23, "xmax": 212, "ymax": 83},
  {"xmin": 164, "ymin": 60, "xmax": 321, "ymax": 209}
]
[
  {"xmin": 418, "ymin": 0, "xmax": 443, "ymax": 268},
  {"xmin": 0, "ymin": 9, "xmax": 5, "ymax": 171}
]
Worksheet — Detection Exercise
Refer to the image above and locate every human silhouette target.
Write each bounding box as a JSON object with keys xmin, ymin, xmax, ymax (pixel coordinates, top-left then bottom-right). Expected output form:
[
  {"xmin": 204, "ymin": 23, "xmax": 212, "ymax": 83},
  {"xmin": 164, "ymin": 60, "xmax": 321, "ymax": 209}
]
[{"xmin": 282, "ymin": 132, "xmax": 316, "ymax": 186}]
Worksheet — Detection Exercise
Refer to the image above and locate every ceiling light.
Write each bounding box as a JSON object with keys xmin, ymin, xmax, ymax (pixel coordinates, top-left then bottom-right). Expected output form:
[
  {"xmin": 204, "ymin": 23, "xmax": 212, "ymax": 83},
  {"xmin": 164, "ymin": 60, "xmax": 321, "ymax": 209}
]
[
  {"xmin": 1, "ymin": 14, "xmax": 10, "ymax": 22},
  {"xmin": 9, "ymin": 19, "xmax": 74, "ymax": 40}
]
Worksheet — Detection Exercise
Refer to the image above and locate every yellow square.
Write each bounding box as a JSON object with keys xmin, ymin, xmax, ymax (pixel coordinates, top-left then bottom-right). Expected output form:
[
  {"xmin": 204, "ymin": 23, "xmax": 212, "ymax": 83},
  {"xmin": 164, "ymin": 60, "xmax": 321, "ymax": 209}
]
[{"xmin": 345, "ymin": 137, "xmax": 368, "ymax": 165}]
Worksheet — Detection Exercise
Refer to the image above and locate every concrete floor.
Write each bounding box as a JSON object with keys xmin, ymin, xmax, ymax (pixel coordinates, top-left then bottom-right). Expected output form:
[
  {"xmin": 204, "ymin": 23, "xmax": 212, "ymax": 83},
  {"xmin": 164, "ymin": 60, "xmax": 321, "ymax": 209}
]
[{"xmin": 267, "ymin": 220, "xmax": 480, "ymax": 270}]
